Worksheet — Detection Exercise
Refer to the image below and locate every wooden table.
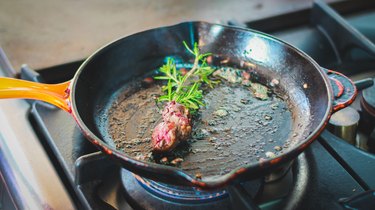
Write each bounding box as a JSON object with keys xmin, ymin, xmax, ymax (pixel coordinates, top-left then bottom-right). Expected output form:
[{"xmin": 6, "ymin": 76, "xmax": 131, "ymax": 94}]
[{"xmin": 0, "ymin": 0, "xmax": 337, "ymax": 71}]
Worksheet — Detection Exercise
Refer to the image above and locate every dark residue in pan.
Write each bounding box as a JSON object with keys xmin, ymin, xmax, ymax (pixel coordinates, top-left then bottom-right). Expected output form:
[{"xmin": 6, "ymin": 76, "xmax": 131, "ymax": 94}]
[{"xmin": 103, "ymin": 67, "xmax": 295, "ymax": 178}]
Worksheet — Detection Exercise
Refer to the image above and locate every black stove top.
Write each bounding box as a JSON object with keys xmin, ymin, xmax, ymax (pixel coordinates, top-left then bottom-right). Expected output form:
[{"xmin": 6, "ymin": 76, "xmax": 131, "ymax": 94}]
[{"xmin": 7, "ymin": 1, "xmax": 375, "ymax": 210}]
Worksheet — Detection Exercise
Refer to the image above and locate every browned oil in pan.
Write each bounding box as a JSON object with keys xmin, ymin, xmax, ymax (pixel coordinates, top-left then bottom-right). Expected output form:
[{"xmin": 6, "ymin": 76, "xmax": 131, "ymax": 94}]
[{"xmin": 99, "ymin": 66, "xmax": 309, "ymax": 179}]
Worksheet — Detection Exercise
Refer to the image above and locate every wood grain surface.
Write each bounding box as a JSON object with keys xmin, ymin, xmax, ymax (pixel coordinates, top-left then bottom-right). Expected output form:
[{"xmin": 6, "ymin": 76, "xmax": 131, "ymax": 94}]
[{"xmin": 0, "ymin": 0, "xmax": 337, "ymax": 71}]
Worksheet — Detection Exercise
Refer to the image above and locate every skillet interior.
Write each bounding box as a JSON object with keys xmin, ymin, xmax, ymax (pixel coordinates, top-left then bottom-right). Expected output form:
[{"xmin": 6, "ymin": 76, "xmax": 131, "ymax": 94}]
[
  {"xmin": 73, "ymin": 22, "xmax": 330, "ymax": 179},
  {"xmin": 103, "ymin": 75, "xmax": 293, "ymax": 178}
]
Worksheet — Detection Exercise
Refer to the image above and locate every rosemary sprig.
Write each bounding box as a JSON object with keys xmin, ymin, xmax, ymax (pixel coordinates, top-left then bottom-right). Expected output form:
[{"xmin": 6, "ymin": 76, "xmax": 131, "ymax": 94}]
[{"xmin": 154, "ymin": 41, "xmax": 217, "ymax": 112}]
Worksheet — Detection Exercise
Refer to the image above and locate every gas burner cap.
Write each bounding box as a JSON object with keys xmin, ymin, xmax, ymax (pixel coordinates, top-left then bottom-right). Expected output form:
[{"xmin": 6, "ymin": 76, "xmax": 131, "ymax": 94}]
[
  {"xmin": 329, "ymin": 107, "xmax": 360, "ymax": 127},
  {"xmin": 135, "ymin": 175, "xmax": 227, "ymax": 203},
  {"xmin": 361, "ymin": 78, "xmax": 375, "ymax": 117}
]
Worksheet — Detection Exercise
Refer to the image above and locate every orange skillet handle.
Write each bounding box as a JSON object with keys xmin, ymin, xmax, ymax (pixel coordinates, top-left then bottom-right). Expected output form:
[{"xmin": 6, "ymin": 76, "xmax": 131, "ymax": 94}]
[{"xmin": 0, "ymin": 77, "xmax": 71, "ymax": 112}]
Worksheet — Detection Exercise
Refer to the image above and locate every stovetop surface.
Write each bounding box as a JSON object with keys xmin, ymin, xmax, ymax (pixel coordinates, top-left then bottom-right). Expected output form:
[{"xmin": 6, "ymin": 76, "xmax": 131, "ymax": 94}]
[
  {"xmin": 29, "ymin": 100, "xmax": 375, "ymax": 210},
  {"xmin": 4, "ymin": 1, "xmax": 375, "ymax": 210}
]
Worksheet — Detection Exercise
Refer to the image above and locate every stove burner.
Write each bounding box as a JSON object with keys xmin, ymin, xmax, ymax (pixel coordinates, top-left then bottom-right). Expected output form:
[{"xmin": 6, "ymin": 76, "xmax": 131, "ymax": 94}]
[
  {"xmin": 120, "ymin": 169, "xmax": 235, "ymax": 209},
  {"xmin": 121, "ymin": 169, "xmax": 270, "ymax": 210},
  {"xmin": 117, "ymin": 154, "xmax": 310, "ymax": 210},
  {"xmin": 135, "ymin": 175, "xmax": 227, "ymax": 203},
  {"xmin": 119, "ymin": 161, "xmax": 298, "ymax": 210}
]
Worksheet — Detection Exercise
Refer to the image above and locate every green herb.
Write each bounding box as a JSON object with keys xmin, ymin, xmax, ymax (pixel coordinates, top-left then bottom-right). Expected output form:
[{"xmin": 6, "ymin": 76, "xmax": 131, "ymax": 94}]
[
  {"xmin": 154, "ymin": 41, "xmax": 217, "ymax": 112},
  {"xmin": 250, "ymin": 82, "xmax": 269, "ymax": 100}
]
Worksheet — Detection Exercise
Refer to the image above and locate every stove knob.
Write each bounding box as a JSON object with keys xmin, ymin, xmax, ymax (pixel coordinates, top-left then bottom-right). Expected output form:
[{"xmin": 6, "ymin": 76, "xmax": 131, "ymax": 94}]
[{"xmin": 329, "ymin": 106, "xmax": 360, "ymax": 145}]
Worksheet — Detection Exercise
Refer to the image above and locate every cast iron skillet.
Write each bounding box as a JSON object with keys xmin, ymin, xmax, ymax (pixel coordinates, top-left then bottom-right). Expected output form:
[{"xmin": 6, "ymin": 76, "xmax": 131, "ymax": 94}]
[{"xmin": 0, "ymin": 22, "xmax": 357, "ymax": 189}]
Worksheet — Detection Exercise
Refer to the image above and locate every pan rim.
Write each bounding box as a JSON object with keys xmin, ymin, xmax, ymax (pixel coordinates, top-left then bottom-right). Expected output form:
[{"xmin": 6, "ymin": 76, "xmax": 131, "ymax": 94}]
[{"xmin": 69, "ymin": 21, "xmax": 333, "ymax": 189}]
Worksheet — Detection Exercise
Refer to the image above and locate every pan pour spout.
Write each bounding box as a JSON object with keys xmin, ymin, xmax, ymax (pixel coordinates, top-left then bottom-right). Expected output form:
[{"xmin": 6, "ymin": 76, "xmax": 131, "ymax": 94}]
[{"xmin": 152, "ymin": 101, "xmax": 192, "ymax": 152}]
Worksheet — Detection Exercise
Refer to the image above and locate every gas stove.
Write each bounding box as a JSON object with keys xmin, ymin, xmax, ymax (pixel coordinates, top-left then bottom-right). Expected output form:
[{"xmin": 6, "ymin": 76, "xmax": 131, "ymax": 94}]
[{"xmin": 0, "ymin": 1, "xmax": 375, "ymax": 210}]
